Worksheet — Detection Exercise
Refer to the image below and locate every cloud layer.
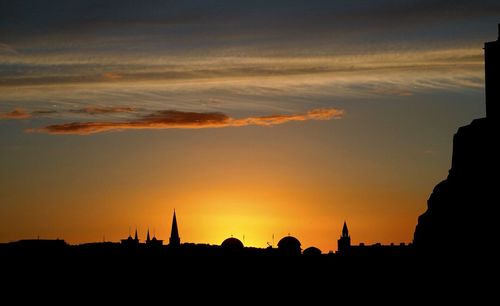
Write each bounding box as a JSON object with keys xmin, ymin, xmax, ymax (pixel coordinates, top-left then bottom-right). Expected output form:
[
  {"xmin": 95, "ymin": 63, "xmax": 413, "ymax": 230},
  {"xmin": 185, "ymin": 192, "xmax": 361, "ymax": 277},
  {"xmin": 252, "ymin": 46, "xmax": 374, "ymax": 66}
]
[
  {"xmin": 29, "ymin": 108, "xmax": 343, "ymax": 135},
  {"xmin": 0, "ymin": 108, "xmax": 31, "ymax": 119},
  {"xmin": 70, "ymin": 106, "xmax": 136, "ymax": 115},
  {"xmin": 0, "ymin": 106, "xmax": 137, "ymax": 120}
]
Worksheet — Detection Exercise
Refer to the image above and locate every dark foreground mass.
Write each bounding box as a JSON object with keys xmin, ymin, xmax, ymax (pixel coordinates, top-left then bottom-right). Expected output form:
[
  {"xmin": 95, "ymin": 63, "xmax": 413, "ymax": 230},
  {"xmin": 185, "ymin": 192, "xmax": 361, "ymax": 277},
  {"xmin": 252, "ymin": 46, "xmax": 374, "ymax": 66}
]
[{"xmin": 0, "ymin": 242, "xmax": 491, "ymax": 300}]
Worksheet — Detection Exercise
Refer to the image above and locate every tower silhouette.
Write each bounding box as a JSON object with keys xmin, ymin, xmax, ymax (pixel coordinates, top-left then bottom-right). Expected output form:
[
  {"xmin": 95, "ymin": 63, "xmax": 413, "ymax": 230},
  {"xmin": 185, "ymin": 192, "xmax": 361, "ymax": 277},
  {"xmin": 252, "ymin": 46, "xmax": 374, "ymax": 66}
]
[
  {"xmin": 134, "ymin": 228, "xmax": 139, "ymax": 242},
  {"xmin": 484, "ymin": 24, "xmax": 500, "ymax": 119},
  {"xmin": 337, "ymin": 221, "xmax": 351, "ymax": 254},
  {"xmin": 413, "ymin": 24, "xmax": 499, "ymax": 256},
  {"xmin": 169, "ymin": 210, "xmax": 180, "ymax": 246}
]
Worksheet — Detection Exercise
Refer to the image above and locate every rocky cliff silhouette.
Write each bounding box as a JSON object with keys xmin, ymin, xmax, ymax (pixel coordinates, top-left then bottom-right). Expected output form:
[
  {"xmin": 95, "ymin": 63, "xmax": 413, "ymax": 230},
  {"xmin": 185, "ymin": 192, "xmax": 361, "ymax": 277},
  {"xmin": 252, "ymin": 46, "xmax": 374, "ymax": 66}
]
[{"xmin": 414, "ymin": 25, "xmax": 500, "ymax": 256}]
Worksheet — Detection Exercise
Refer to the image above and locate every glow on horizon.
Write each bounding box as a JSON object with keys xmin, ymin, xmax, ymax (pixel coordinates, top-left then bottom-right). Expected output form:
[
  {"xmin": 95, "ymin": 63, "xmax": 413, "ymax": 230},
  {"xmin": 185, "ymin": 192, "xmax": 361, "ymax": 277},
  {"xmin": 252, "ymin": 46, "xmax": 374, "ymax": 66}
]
[{"xmin": 1, "ymin": 1, "xmax": 494, "ymax": 251}]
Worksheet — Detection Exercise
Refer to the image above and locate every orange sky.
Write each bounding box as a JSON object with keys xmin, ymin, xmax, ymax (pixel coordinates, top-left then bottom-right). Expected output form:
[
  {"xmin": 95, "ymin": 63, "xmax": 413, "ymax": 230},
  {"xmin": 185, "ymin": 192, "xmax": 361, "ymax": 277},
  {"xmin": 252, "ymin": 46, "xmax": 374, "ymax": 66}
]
[{"xmin": 0, "ymin": 1, "xmax": 494, "ymax": 252}]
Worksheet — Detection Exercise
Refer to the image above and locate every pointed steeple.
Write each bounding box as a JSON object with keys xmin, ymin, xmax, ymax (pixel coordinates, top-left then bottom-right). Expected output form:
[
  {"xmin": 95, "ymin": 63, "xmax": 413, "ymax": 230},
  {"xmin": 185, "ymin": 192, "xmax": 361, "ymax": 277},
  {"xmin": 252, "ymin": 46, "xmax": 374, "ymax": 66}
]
[
  {"xmin": 342, "ymin": 221, "xmax": 349, "ymax": 238},
  {"xmin": 134, "ymin": 228, "xmax": 139, "ymax": 242},
  {"xmin": 146, "ymin": 228, "xmax": 151, "ymax": 243},
  {"xmin": 169, "ymin": 209, "xmax": 180, "ymax": 246},
  {"xmin": 338, "ymin": 220, "xmax": 351, "ymax": 254}
]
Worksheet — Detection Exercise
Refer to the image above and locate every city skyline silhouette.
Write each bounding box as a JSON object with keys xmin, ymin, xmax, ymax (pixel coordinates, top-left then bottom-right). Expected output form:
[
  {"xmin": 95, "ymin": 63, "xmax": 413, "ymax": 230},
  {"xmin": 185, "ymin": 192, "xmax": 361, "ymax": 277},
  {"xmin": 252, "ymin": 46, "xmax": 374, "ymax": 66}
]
[
  {"xmin": 1, "ymin": 2, "xmax": 498, "ymax": 261},
  {"xmin": 3, "ymin": 20, "xmax": 497, "ymax": 255}
]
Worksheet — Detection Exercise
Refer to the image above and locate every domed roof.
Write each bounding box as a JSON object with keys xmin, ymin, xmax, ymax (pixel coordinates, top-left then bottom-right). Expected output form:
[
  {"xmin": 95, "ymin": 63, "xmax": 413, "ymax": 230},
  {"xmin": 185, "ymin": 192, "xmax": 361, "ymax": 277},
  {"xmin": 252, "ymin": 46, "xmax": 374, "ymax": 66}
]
[
  {"xmin": 303, "ymin": 246, "xmax": 322, "ymax": 256},
  {"xmin": 277, "ymin": 236, "xmax": 301, "ymax": 248},
  {"xmin": 277, "ymin": 236, "xmax": 301, "ymax": 255},
  {"xmin": 221, "ymin": 237, "xmax": 244, "ymax": 249}
]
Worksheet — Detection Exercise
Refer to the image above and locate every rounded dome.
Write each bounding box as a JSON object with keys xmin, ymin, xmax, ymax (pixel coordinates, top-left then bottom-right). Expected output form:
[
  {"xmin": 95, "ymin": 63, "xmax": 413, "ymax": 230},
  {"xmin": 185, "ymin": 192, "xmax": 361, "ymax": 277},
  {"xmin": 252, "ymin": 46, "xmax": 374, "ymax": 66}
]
[
  {"xmin": 303, "ymin": 246, "xmax": 322, "ymax": 256},
  {"xmin": 277, "ymin": 236, "xmax": 301, "ymax": 255},
  {"xmin": 221, "ymin": 237, "xmax": 244, "ymax": 249}
]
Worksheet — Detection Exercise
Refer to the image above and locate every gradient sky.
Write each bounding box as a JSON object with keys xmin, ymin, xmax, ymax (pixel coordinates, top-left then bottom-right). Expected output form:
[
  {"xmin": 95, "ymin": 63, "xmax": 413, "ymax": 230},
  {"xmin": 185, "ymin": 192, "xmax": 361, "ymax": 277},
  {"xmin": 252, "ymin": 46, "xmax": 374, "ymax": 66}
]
[{"xmin": 1, "ymin": 1, "xmax": 498, "ymax": 251}]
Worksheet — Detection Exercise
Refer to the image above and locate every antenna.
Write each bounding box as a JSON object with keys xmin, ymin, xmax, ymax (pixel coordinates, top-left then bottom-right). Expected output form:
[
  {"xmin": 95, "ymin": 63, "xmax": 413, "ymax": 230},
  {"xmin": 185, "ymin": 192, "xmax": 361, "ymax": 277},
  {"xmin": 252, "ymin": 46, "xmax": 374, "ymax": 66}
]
[{"xmin": 272, "ymin": 233, "xmax": 274, "ymax": 247}]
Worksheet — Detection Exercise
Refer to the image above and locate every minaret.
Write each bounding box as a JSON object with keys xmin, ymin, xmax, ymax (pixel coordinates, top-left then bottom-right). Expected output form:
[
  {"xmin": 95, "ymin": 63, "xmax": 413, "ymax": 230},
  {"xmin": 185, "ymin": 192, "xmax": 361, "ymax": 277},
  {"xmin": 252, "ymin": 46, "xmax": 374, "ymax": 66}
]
[
  {"xmin": 337, "ymin": 221, "xmax": 351, "ymax": 254},
  {"xmin": 484, "ymin": 24, "xmax": 500, "ymax": 120},
  {"xmin": 146, "ymin": 228, "xmax": 151, "ymax": 244},
  {"xmin": 169, "ymin": 210, "xmax": 180, "ymax": 246}
]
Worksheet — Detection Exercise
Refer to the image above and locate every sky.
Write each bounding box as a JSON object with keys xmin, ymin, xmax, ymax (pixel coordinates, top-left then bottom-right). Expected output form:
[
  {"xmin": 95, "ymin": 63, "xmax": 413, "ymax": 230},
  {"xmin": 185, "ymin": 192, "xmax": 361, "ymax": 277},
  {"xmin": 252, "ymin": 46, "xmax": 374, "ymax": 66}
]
[{"xmin": 0, "ymin": 0, "xmax": 498, "ymax": 251}]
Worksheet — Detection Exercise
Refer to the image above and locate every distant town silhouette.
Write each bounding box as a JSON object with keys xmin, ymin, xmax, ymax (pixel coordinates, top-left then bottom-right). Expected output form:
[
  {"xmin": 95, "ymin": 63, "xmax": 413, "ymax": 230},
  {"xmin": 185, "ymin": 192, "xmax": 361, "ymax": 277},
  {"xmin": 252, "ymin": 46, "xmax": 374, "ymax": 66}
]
[{"xmin": 2, "ymin": 25, "xmax": 498, "ymax": 273}]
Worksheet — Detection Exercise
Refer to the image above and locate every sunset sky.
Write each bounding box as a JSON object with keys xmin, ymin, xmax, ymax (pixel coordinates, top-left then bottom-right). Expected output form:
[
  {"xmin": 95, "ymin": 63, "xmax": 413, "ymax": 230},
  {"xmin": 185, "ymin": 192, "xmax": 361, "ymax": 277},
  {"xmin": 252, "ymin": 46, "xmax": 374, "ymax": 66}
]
[{"xmin": 1, "ymin": 1, "xmax": 498, "ymax": 252}]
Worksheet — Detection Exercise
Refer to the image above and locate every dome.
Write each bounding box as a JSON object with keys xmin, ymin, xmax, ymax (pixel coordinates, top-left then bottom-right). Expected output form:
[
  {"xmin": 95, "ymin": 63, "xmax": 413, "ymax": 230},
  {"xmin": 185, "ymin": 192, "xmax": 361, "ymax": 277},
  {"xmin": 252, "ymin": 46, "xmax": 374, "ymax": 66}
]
[
  {"xmin": 277, "ymin": 236, "xmax": 301, "ymax": 255},
  {"xmin": 221, "ymin": 237, "xmax": 244, "ymax": 249},
  {"xmin": 303, "ymin": 246, "xmax": 322, "ymax": 256}
]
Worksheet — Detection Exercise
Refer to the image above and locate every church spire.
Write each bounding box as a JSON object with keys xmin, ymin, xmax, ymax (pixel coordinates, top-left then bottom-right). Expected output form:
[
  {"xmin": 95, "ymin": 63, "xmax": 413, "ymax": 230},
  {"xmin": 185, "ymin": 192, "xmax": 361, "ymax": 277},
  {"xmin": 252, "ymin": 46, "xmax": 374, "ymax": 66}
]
[
  {"xmin": 169, "ymin": 210, "xmax": 180, "ymax": 246},
  {"xmin": 342, "ymin": 221, "xmax": 349, "ymax": 238},
  {"xmin": 338, "ymin": 220, "xmax": 351, "ymax": 254},
  {"xmin": 134, "ymin": 228, "xmax": 139, "ymax": 242},
  {"xmin": 146, "ymin": 228, "xmax": 151, "ymax": 243}
]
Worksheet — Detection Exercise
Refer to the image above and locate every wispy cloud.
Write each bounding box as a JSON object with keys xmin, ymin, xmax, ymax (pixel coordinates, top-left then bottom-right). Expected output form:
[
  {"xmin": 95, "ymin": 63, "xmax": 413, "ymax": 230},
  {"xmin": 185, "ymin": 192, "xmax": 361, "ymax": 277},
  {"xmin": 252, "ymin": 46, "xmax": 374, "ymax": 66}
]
[
  {"xmin": 69, "ymin": 106, "xmax": 136, "ymax": 115},
  {"xmin": 31, "ymin": 110, "xmax": 59, "ymax": 115},
  {"xmin": 102, "ymin": 72, "xmax": 122, "ymax": 81},
  {"xmin": 0, "ymin": 48, "xmax": 483, "ymax": 96},
  {"xmin": 0, "ymin": 106, "xmax": 137, "ymax": 120},
  {"xmin": 0, "ymin": 43, "xmax": 18, "ymax": 55},
  {"xmin": 0, "ymin": 108, "xmax": 31, "ymax": 119},
  {"xmin": 28, "ymin": 108, "xmax": 343, "ymax": 135}
]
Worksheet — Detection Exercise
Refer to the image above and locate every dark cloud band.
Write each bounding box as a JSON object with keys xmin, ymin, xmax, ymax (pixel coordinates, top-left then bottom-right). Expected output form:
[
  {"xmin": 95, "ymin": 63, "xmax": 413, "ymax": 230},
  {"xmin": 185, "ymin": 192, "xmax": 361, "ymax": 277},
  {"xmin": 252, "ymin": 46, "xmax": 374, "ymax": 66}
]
[{"xmin": 28, "ymin": 108, "xmax": 343, "ymax": 135}]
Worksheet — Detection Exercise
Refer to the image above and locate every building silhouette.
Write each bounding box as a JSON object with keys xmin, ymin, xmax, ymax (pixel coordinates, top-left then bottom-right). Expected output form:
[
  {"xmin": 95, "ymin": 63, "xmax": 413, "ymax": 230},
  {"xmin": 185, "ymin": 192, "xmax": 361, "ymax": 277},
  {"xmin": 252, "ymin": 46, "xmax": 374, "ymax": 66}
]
[
  {"xmin": 484, "ymin": 24, "xmax": 500, "ymax": 119},
  {"xmin": 121, "ymin": 228, "xmax": 140, "ymax": 247},
  {"xmin": 337, "ymin": 221, "xmax": 351, "ymax": 254},
  {"xmin": 336, "ymin": 221, "xmax": 411, "ymax": 256},
  {"xmin": 303, "ymin": 246, "xmax": 321, "ymax": 256},
  {"xmin": 169, "ymin": 210, "xmax": 180, "ymax": 247},
  {"xmin": 221, "ymin": 237, "xmax": 244, "ymax": 249},
  {"xmin": 220, "ymin": 237, "xmax": 244, "ymax": 254},
  {"xmin": 146, "ymin": 228, "xmax": 163, "ymax": 247},
  {"xmin": 413, "ymin": 24, "xmax": 499, "ymax": 256},
  {"xmin": 277, "ymin": 235, "xmax": 301, "ymax": 255}
]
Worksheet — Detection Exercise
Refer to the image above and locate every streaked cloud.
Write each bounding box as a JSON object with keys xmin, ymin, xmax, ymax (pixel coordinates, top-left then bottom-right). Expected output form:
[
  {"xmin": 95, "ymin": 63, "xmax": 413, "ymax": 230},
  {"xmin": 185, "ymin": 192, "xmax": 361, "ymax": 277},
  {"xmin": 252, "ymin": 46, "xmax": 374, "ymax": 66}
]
[
  {"xmin": 0, "ymin": 43, "xmax": 17, "ymax": 55},
  {"xmin": 0, "ymin": 106, "xmax": 137, "ymax": 120},
  {"xmin": 70, "ymin": 106, "xmax": 136, "ymax": 115},
  {"xmin": 0, "ymin": 1, "xmax": 490, "ymax": 135},
  {"xmin": 28, "ymin": 108, "xmax": 343, "ymax": 135},
  {"xmin": 0, "ymin": 108, "xmax": 31, "ymax": 119},
  {"xmin": 102, "ymin": 72, "xmax": 122, "ymax": 81},
  {"xmin": 0, "ymin": 48, "xmax": 485, "ymax": 106}
]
